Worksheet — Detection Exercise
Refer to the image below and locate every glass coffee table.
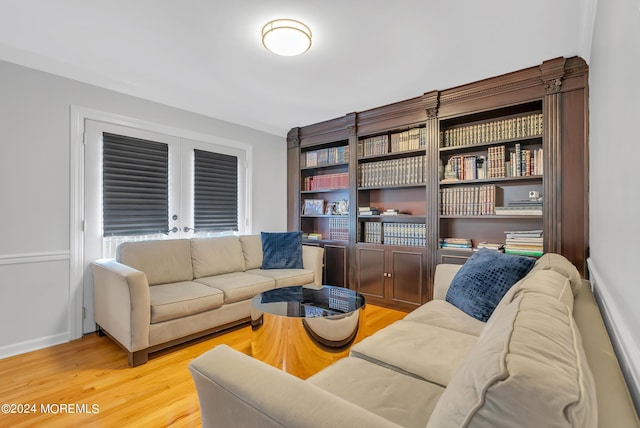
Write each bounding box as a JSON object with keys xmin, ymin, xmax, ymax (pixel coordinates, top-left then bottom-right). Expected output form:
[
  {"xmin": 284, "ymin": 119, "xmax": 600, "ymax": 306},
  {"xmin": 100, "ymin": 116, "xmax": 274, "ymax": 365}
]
[{"xmin": 251, "ymin": 285, "xmax": 366, "ymax": 379}]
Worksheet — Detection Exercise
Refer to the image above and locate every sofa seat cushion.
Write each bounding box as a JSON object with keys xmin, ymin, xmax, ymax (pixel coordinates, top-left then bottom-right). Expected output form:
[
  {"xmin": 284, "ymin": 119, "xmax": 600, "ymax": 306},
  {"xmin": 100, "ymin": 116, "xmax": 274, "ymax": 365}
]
[
  {"xmin": 427, "ymin": 290, "xmax": 597, "ymax": 428},
  {"xmin": 248, "ymin": 268, "xmax": 315, "ymax": 288},
  {"xmin": 350, "ymin": 320, "xmax": 477, "ymax": 387},
  {"xmin": 149, "ymin": 281, "xmax": 224, "ymax": 324},
  {"xmin": 195, "ymin": 272, "xmax": 275, "ymax": 304},
  {"xmin": 403, "ymin": 299, "xmax": 485, "ymax": 336},
  {"xmin": 307, "ymin": 357, "xmax": 444, "ymax": 428},
  {"xmin": 191, "ymin": 236, "xmax": 246, "ymax": 278}
]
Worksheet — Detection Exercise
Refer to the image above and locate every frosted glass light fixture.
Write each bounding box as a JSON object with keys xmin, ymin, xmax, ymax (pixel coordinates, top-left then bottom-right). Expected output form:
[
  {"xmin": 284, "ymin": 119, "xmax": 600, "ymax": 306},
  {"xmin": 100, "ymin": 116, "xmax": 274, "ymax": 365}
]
[{"xmin": 262, "ymin": 19, "xmax": 312, "ymax": 56}]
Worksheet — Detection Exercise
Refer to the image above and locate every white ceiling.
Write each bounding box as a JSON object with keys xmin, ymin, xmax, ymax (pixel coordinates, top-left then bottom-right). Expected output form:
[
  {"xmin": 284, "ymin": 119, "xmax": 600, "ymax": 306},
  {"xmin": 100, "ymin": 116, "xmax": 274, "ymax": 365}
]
[{"xmin": 0, "ymin": 1, "xmax": 587, "ymax": 137}]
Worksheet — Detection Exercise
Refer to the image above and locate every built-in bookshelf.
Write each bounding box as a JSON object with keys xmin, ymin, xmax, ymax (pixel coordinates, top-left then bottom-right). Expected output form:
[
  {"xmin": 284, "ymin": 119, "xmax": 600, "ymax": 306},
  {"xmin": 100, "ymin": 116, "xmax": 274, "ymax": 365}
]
[
  {"xmin": 438, "ymin": 102, "xmax": 545, "ymax": 256},
  {"xmin": 362, "ymin": 221, "xmax": 426, "ymax": 247},
  {"xmin": 288, "ymin": 56, "xmax": 589, "ymax": 308},
  {"xmin": 299, "ymin": 140, "xmax": 350, "ymax": 243},
  {"xmin": 357, "ymin": 126, "xmax": 427, "ymax": 249}
]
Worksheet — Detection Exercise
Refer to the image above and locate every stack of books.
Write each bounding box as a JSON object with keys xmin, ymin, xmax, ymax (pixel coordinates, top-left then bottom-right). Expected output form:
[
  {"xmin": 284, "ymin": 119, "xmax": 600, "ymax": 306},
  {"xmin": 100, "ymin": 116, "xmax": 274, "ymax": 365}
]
[
  {"xmin": 495, "ymin": 198, "xmax": 543, "ymax": 216},
  {"xmin": 504, "ymin": 230, "xmax": 543, "ymax": 256},
  {"xmin": 380, "ymin": 208, "xmax": 401, "ymax": 216},
  {"xmin": 477, "ymin": 242, "xmax": 505, "ymax": 252},
  {"xmin": 358, "ymin": 206, "xmax": 380, "ymax": 216},
  {"xmin": 440, "ymin": 238, "xmax": 473, "ymax": 250}
]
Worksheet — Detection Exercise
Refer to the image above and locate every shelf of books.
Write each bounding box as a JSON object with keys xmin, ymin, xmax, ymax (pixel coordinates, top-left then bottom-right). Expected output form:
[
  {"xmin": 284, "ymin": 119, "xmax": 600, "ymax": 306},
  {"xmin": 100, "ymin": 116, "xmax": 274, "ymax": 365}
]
[
  {"xmin": 299, "ymin": 141, "xmax": 350, "ymax": 243},
  {"xmin": 356, "ymin": 126, "xmax": 427, "ymax": 247},
  {"xmin": 437, "ymin": 102, "xmax": 544, "ymax": 258}
]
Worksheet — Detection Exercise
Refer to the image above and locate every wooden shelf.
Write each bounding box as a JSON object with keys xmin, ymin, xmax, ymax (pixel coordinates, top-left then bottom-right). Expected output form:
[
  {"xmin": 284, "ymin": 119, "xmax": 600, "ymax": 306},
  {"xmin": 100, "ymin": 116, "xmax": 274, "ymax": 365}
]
[
  {"xmin": 301, "ymin": 188, "xmax": 349, "ymax": 194},
  {"xmin": 301, "ymin": 161, "xmax": 349, "ymax": 171}
]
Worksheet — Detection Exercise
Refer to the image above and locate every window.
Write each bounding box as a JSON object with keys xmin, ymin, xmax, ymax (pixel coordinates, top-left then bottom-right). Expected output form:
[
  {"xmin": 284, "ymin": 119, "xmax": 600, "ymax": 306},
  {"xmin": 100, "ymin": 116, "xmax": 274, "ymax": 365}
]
[
  {"xmin": 194, "ymin": 149, "xmax": 238, "ymax": 233},
  {"xmin": 84, "ymin": 120, "xmax": 248, "ymax": 259},
  {"xmin": 102, "ymin": 132, "xmax": 169, "ymax": 237}
]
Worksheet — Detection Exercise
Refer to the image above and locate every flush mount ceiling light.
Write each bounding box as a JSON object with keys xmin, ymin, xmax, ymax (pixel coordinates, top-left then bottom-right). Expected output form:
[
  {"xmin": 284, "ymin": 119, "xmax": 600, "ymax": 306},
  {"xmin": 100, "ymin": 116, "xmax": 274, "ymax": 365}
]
[{"xmin": 262, "ymin": 19, "xmax": 312, "ymax": 56}]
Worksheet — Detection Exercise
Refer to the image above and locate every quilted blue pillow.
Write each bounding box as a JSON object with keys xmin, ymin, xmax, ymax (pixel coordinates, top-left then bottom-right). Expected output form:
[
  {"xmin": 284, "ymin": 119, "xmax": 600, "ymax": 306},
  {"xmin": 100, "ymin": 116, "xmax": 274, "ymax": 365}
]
[
  {"xmin": 445, "ymin": 248, "xmax": 535, "ymax": 322},
  {"xmin": 261, "ymin": 232, "xmax": 303, "ymax": 269}
]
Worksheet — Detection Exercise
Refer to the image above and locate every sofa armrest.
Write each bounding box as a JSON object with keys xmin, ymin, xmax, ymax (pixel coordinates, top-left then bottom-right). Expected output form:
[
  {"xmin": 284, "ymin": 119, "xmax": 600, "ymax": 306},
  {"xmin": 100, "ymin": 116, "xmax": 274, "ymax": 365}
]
[
  {"xmin": 91, "ymin": 259, "xmax": 151, "ymax": 352},
  {"xmin": 302, "ymin": 245, "xmax": 325, "ymax": 286},
  {"xmin": 189, "ymin": 345, "xmax": 401, "ymax": 428},
  {"xmin": 433, "ymin": 264, "xmax": 462, "ymax": 300}
]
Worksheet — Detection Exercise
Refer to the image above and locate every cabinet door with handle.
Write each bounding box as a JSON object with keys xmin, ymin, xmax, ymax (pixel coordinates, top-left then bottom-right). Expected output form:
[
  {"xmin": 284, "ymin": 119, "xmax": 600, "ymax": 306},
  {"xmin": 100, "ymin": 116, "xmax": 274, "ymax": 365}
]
[
  {"xmin": 388, "ymin": 248, "xmax": 425, "ymax": 309},
  {"xmin": 356, "ymin": 245, "xmax": 386, "ymax": 300}
]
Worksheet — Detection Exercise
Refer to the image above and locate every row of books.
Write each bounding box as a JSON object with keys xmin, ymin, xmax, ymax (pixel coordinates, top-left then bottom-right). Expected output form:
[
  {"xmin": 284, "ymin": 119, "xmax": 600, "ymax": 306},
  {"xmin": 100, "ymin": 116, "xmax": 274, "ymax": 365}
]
[
  {"xmin": 504, "ymin": 229, "xmax": 543, "ymax": 256},
  {"xmin": 303, "ymin": 145, "xmax": 350, "ymax": 167},
  {"xmin": 358, "ymin": 128, "xmax": 427, "ymax": 157},
  {"xmin": 509, "ymin": 144, "xmax": 543, "ymax": 177},
  {"xmin": 439, "ymin": 230, "xmax": 543, "ymax": 256},
  {"xmin": 442, "ymin": 155, "xmax": 486, "ymax": 181},
  {"xmin": 362, "ymin": 222, "xmax": 426, "ymax": 247},
  {"xmin": 328, "ymin": 216, "xmax": 349, "ymax": 241},
  {"xmin": 302, "ymin": 172, "xmax": 349, "ymax": 191},
  {"xmin": 359, "ymin": 155, "xmax": 426, "ymax": 188},
  {"xmin": 442, "ymin": 146, "xmax": 543, "ymax": 182},
  {"xmin": 487, "ymin": 145, "xmax": 507, "ymax": 178},
  {"xmin": 440, "ymin": 184, "xmax": 500, "ymax": 216},
  {"xmin": 441, "ymin": 113, "xmax": 543, "ymax": 148}
]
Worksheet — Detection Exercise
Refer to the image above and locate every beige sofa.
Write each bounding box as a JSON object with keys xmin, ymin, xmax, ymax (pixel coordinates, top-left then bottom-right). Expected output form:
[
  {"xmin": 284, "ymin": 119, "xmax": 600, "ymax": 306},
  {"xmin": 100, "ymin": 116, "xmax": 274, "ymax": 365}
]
[
  {"xmin": 91, "ymin": 235, "xmax": 324, "ymax": 366},
  {"xmin": 188, "ymin": 253, "xmax": 640, "ymax": 428}
]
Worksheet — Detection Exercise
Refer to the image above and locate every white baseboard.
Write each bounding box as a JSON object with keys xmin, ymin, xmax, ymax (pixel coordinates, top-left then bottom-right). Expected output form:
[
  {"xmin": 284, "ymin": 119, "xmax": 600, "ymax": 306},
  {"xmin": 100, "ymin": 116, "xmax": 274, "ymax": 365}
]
[
  {"xmin": 587, "ymin": 257, "xmax": 640, "ymax": 411},
  {"xmin": 0, "ymin": 332, "xmax": 69, "ymax": 360}
]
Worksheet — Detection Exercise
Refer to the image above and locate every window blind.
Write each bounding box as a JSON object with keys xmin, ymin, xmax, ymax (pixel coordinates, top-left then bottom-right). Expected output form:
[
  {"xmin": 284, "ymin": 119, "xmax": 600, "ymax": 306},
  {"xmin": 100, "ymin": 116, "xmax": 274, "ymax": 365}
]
[
  {"xmin": 194, "ymin": 149, "xmax": 238, "ymax": 232},
  {"xmin": 102, "ymin": 132, "xmax": 169, "ymax": 237}
]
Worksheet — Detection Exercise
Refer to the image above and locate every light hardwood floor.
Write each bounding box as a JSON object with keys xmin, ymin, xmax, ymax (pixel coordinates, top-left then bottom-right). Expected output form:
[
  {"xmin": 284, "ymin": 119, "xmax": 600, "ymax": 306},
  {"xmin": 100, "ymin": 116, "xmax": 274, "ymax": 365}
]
[{"xmin": 0, "ymin": 304, "xmax": 406, "ymax": 427}]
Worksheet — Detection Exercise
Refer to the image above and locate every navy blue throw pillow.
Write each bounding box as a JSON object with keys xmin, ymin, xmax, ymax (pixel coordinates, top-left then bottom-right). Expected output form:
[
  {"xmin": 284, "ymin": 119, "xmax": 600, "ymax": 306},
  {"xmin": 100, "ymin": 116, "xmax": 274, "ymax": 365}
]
[
  {"xmin": 445, "ymin": 248, "xmax": 535, "ymax": 322},
  {"xmin": 261, "ymin": 232, "xmax": 303, "ymax": 269}
]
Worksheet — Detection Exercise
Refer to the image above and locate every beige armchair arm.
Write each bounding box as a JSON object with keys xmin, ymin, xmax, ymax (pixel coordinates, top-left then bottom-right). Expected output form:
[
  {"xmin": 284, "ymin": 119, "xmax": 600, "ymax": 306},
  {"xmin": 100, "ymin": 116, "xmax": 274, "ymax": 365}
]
[
  {"xmin": 433, "ymin": 264, "xmax": 462, "ymax": 301},
  {"xmin": 91, "ymin": 259, "xmax": 151, "ymax": 355},
  {"xmin": 189, "ymin": 345, "xmax": 402, "ymax": 428},
  {"xmin": 302, "ymin": 245, "xmax": 324, "ymax": 286}
]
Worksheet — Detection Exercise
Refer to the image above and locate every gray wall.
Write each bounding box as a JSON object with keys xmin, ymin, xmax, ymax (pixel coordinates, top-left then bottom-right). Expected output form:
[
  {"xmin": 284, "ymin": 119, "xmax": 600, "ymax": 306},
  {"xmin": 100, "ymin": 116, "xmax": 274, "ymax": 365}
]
[
  {"xmin": 0, "ymin": 59, "xmax": 286, "ymax": 354},
  {"xmin": 589, "ymin": 0, "xmax": 640, "ymax": 403}
]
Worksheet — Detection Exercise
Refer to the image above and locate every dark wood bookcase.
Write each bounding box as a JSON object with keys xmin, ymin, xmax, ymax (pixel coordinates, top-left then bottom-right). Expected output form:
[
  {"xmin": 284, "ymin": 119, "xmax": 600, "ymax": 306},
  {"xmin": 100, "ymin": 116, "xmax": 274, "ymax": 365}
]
[{"xmin": 288, "ymin": 57, "xmax": 589, "ymax": 311}]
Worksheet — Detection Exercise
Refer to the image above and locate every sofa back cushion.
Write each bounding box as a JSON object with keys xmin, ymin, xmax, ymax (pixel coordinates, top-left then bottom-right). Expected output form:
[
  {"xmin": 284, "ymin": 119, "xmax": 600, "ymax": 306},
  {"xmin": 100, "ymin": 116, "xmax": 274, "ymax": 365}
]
[
  {"xmin": 117, "ymin": 239, "xmax": 193, "ymax": 286},
  {"xmin": 427, "ymin": 277, "xmax": 597, "ymax": 428},
  {"xmin": 239, "ymin": 235, "xmax": 263, "ymax": 270},
  {"xmin": 528, "ymin": 252, "xmax": 582, "ymax": 295},
  {"xmin": 190, "ymin": 236, "xmax": 246, "ymax": 278}
]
